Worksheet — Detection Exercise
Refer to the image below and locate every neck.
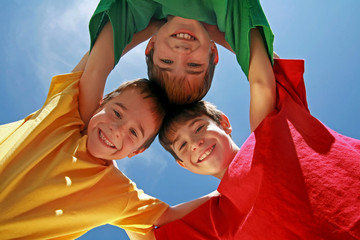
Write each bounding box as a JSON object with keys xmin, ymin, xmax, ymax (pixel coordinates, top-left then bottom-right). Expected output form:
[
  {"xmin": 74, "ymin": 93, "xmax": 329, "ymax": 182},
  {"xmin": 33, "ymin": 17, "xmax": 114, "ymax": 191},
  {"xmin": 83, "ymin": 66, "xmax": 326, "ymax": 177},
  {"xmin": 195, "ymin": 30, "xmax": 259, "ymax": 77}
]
[{"xmin": 214, "ymin": 145, "xmax": 240, "ymax": 180}]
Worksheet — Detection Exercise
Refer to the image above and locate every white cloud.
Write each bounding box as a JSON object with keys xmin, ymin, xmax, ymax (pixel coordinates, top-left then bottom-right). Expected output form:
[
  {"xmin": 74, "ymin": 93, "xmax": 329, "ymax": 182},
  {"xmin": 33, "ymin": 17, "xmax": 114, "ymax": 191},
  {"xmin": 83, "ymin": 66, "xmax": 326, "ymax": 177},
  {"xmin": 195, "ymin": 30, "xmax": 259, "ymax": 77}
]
[
  {"xmin": 28, "ymin": 1, "xmax": 99, "ymax": 87},
  {"xmin": 25, "ymin": 0, "xmax": 149, "ymax": 94}
]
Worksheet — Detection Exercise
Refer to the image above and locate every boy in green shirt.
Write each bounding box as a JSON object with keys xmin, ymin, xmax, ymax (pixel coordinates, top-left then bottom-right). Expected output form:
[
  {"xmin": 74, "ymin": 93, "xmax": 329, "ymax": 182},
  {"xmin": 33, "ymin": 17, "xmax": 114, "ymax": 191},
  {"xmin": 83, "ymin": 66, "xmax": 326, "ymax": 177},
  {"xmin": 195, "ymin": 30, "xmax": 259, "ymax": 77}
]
[{"xmin": 87, "ymin": 0, "xmax": 274, "ymax": 104}]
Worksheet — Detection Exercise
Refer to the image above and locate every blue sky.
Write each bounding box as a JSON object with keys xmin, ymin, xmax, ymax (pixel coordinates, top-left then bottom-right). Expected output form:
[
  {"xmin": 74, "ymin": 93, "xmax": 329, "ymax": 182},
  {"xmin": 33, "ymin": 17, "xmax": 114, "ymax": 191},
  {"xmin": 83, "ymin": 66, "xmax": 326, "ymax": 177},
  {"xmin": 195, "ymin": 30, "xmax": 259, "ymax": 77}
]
[{"xmin": 1, "ymin": 1, "xmax": 359, "ymax": 239}]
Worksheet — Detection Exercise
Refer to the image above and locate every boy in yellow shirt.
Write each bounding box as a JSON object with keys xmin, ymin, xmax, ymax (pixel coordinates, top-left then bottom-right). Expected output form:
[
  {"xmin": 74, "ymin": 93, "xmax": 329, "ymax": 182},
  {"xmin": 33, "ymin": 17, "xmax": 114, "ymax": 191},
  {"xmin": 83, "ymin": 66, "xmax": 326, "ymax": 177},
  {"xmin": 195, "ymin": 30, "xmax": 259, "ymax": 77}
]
[{"xmin": 0, "ymin": 25, "xmax": 214, "ymax": 239}]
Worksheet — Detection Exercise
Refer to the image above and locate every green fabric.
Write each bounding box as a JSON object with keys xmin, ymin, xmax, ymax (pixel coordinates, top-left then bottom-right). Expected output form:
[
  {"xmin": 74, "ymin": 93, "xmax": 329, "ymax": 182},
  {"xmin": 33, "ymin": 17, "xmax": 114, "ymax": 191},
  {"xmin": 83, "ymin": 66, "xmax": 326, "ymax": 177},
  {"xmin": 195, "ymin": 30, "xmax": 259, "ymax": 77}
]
[{"xmin": 89, "ymin": 0, "xmax": 274, "ymax": 78}]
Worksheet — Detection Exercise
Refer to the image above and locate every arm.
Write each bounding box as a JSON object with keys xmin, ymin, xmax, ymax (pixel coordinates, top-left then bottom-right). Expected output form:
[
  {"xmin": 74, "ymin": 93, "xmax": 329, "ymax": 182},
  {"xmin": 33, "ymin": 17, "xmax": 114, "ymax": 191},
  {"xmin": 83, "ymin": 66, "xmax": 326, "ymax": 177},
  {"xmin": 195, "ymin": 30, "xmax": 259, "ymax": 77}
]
[
  {"xmin": 79, "ymin": 21, "xmax": 114, "ymax": 125},
  {"xmin": 72, "ymin": 51, "xmax": 89, "ymax": 73},
  {"xmin": 125, "ymin": 190, "xmax": 220, "ymax": 240},
  {"xmin": 79, "ymin": 19, "xmax": 164, "ymax": 125},
  {"xmin": 154, "ymin": 190, "xmax": 219, "ymax": 227},
  {"xmin": 203, "ymin": 25, "xmax": 276, "ymax": 131},
  {"xmin": 122, "ymin": 19, "xmax": 165, "ymax": 56},
  {"xmin": 248, "ymin": 28, "xmax": 276, "ymax": 132},
  {"xmin": 202, "ymin": 23, "xmax": 234, "ymax": 53}
]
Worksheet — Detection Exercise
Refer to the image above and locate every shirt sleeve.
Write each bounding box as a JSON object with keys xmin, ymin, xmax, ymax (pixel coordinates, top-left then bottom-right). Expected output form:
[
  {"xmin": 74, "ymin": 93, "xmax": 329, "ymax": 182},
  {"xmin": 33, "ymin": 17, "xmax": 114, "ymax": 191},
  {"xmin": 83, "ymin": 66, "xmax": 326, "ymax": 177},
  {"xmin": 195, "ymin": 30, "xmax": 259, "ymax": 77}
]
[
  {"xmin": 224, "ymin": 0, "xmax": 274, "ymax": 78},
  {"xmin": 88, "ymin": 0, "xmax": 159, "ymax": 66},
  {"xmin": 272, "ymin": 59, "xmax": 308, "ymax": 111},
  {"xmin": 111, "ymin": 190, "xmax": 169, "ymax": 234}
]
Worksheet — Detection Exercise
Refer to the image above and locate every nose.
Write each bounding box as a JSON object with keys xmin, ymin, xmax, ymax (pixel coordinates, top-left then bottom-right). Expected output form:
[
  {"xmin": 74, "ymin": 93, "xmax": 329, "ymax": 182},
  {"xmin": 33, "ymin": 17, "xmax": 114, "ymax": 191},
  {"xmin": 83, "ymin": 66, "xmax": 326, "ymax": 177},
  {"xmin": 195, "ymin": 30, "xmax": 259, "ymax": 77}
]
[
  {"xmin": 111, "ymin": 121, "xmax": 125, "ymax": 139},
  {"xmin": 191, "ymin": 138, "xmax": 204, "ymax": 151},
  {"xmin": 173, "ymin": 42, "xmax": 191, "ymax": 53}
]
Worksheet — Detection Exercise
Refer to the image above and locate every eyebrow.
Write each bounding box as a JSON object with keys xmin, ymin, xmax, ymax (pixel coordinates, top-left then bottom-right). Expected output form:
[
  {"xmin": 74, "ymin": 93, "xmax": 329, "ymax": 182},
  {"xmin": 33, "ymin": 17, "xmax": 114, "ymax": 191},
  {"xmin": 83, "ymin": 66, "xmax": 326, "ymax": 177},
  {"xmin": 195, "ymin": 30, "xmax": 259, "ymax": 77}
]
[
  {"xmin": 186, "ymin": 69, "xmax": 204, "ymax": 75},
  {"xmin": 189, "ymin": 118, "xmax": 202, "ymax": 127},
  {"xmin": 159, "ymin": 67, "xmax": 173, "ymax": 72},
  {"xmin": 115, "ymin": 102, "xmax": 127, "ymax": 111},
  {"xmin": 158, "ymin": 66, "xmax": 204, "ymax": 75},
  {"xmin": 114, "ymin": 102, "xmax": 145, "ymax": 138},
  {"xmin": 172, "ymin": 118, "xmax": 202, "ymax": 147}
]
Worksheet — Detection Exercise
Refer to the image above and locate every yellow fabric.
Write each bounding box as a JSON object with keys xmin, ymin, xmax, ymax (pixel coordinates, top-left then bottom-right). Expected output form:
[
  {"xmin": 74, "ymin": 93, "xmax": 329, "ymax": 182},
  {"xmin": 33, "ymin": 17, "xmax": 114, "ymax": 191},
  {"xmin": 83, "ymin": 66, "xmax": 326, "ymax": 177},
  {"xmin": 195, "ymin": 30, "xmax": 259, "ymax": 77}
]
[{"xmin": 0, "ymin": 72, "xmax": 168, "ymax": 239}]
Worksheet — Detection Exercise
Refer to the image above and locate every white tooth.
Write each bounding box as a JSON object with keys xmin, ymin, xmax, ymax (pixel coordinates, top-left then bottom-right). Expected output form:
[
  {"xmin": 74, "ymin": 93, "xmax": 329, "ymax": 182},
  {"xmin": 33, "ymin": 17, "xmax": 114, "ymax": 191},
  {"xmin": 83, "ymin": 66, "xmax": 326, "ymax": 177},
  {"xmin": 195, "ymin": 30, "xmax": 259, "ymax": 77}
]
[
  {"xmin": 100, "ymin": 131, "xmax": 114, "ymax": 147},
  {"xmin": 180, "ymin": 33, "xmax": 184, "ymax": 38},
  {"xmin": 199, "ymin": 146, "xmax": 214, "ymax": 161}
]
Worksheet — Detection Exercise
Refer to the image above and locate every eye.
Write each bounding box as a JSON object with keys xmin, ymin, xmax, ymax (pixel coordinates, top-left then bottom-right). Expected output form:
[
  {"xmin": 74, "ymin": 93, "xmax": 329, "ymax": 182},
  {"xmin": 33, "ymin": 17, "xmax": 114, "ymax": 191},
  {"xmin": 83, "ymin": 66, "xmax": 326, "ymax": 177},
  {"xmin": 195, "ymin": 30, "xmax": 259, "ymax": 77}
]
[
  {"xmin": 114, "ymin": 110, "xmax": 122, "ymax": 119},
  {"xmin": 188, "ymin": 63, "xmax": 201, "ymax": 67},
  {"xmin": 179, "ymin": 142, "xmax": 187, "ymax": 151},
  {"xmin": 130, "ymin": 128, "xmax": 138, "ymax": 137},
  {"xmin": 195, "ymin": 125, "xmax": 204, "ymax": 133},
  {"xmin": 161, "ymin": 59, "xmax": 173, "ymax": 64}
]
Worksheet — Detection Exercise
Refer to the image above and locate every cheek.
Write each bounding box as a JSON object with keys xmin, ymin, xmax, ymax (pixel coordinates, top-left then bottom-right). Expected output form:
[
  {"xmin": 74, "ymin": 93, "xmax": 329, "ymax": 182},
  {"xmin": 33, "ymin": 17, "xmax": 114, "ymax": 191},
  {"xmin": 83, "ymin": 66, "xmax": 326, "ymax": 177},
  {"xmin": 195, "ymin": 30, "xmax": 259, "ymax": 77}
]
[{"xmin": 86, "ymin": 118, "xmax": 96, "ymax": 134}]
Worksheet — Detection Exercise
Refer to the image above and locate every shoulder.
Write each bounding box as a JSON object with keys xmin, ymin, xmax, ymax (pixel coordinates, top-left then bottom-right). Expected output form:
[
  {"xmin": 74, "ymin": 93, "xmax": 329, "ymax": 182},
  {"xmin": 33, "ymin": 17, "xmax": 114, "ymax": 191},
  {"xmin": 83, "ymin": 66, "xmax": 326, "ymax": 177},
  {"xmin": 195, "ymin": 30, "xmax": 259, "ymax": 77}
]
[{"xmin": 46, "ymin": 72, "xmax": 83, "ymax": 103}]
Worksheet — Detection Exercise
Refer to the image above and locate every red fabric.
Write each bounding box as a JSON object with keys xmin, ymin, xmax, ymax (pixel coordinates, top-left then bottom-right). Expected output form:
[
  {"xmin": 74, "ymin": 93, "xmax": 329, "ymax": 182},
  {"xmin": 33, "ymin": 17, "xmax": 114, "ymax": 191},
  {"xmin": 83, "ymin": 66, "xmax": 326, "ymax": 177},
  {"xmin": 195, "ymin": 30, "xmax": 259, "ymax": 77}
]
[{"xmin": 155, "ymin": 59, "xmax": 360, "ymax": 240}]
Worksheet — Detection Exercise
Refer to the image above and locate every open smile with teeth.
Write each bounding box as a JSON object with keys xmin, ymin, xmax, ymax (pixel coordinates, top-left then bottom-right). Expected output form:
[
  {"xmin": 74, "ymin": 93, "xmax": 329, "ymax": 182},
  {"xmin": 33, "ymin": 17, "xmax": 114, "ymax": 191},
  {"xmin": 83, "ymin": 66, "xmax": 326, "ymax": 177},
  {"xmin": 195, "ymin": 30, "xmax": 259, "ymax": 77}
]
[
  {"xmin": 172, "ymin": 33, "xmax": 196, "ymax": 40},
  {"xmin": 198, "ymin": 145, "xmax": 215, "ymax": 162},
  {"xmin": 99, "ymin": 130, "xmax": 115, "ymax": 148}
]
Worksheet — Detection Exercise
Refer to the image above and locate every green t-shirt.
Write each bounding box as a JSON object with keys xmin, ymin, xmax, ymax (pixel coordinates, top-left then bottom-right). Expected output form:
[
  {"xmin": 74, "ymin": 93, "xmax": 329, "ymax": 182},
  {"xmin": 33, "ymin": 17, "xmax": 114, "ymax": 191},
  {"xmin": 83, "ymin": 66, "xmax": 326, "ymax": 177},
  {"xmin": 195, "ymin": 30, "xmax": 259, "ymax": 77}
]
[{"xmin": 89, "ymin": 0, "xmax": 274, "ymax": 78}]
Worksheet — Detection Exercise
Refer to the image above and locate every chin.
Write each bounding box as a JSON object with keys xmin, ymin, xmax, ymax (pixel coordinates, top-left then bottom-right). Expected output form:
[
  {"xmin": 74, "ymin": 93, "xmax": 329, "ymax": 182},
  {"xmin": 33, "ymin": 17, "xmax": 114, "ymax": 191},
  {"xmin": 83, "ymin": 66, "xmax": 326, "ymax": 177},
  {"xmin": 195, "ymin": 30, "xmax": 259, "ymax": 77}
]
[{"xmin": 87, "ymin": 147, "xmax": 101, "ymax": 158}]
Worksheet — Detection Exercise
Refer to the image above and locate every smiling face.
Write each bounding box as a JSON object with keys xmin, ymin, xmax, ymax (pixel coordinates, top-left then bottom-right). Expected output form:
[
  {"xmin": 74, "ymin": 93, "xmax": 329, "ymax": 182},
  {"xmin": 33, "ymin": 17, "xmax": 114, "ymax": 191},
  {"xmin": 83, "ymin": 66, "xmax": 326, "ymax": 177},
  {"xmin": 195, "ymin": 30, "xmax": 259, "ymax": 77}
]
[
  {"xmin": 169, "ymin": 114, "xmax": 239, "ymax": 179},
  {"xmin": 146, "ymin": 16, "xmax": 218, "ymax": 98},
  {"xmin": 86, "ymin": 88, "xmax": 158, "ymax": 160}
]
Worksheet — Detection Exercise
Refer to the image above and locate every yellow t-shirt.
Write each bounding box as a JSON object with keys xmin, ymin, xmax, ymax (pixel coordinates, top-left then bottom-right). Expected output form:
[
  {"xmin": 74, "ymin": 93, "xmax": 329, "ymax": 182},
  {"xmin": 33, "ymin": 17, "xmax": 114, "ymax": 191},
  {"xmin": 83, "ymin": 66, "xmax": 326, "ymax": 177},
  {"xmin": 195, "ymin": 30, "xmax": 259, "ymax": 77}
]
[{"xmin": 0, "ymin": 72, "xmax": 168, "ymax": 239}]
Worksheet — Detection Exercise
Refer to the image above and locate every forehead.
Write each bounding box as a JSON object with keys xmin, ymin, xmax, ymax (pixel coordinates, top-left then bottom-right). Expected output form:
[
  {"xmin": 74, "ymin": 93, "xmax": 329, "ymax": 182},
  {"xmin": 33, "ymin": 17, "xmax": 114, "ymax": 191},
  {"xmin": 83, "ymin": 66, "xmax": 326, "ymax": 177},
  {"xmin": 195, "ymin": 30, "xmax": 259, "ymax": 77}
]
[
  {"xmin": 107, "ymin": 89, "xmax": 158, "ymax": 129},
  {"xmin": 167, "ymin": 115, "xmax": 212, "ymax": 140},
  {"xmin": 108, "ymin": 88, "xmax": 148, "ymax": 104}
]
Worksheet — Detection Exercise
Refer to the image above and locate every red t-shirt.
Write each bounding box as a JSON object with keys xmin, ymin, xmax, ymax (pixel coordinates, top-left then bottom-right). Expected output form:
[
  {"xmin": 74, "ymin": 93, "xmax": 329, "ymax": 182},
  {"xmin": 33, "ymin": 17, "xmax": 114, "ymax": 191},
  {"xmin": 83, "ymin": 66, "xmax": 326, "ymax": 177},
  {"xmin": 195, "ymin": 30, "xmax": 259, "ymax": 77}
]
[{"xmin": 155, "ymin": 59, "xmax": 360, "ymax": 240}]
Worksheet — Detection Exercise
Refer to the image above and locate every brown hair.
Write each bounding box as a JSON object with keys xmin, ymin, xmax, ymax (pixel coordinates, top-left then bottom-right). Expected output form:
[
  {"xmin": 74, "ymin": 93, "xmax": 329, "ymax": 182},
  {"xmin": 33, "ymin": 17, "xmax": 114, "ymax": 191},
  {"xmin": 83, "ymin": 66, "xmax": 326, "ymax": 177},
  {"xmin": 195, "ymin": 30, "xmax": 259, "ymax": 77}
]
[
  {"xmin": 146, "ymin": 48, "xmax": 216, "ymax": 104},
  {"xmin": 101, "ymin": 78, "xmax": 169, "ymax": 150},
  {"xmin": 159, "ymin": 100, "xmax": 224, "ymax": 161}
]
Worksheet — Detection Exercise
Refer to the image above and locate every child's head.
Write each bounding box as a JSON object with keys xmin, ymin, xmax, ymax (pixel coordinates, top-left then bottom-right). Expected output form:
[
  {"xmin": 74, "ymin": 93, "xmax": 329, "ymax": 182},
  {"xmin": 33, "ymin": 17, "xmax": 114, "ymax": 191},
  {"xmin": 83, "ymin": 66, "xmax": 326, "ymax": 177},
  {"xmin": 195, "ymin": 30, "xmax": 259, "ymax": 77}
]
[
  {"xmin": 87, "ymin": 78, "xmax": 168, "ymax": 160},
  {"xmin": 145, "ymin": 16, "xmax": 218, "ymax": 104},
  {"xmin": 159, "ymin": 101, "xmax": 239, "ymax": 179}
]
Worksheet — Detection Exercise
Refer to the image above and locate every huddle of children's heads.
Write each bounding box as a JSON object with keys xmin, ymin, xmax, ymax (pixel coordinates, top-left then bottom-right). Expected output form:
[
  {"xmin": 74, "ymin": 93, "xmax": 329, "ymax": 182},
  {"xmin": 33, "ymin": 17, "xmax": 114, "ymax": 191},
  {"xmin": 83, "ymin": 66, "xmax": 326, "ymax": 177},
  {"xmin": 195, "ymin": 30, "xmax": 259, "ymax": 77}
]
[
  {"xmin": 159, "ymin": 101, "xmax": 238, "ymax": 178},
  {"xmin": 87, "ymin": 79, "xmax": 167, "ymax": 161},
  {"xmin": 146, "ymin": 16, "xmax": 218, "ymax": 104}
]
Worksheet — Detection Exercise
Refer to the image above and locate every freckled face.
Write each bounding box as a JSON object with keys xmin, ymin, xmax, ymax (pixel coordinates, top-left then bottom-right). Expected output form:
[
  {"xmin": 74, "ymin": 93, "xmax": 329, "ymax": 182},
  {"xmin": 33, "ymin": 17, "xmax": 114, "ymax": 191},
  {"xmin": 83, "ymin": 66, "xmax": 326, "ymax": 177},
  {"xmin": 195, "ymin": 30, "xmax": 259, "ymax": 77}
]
[
  {"xmin": 86, "ymin": 89, "xmax": 158, "ymax": 160},
  {"xmin": 171, "ymin": 115, "xmax": 238, "ymax": 178}
]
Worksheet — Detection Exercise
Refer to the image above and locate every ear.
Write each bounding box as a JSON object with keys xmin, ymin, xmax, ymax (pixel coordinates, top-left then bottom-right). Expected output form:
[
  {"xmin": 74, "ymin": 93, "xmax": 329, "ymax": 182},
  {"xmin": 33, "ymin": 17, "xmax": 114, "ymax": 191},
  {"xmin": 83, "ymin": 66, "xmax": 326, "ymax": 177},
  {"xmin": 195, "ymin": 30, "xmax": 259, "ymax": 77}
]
[
  {"xmin": 145, "ymin": 36, "xmax": 156, "ymax": 56},
  {"xmin": 128, "ymin": 147, "xmax": 147, "ymax": 158},
  {"xmin": 219, "ymin": 114, "xmax": 232, "ymax": 134},
  {"xmin": 176, "ymin": 159, "xmax": 186, "ymax": 168},
  {"xmin": 210, "ymin": 41, "xmax": 219, "ymax": 65}
]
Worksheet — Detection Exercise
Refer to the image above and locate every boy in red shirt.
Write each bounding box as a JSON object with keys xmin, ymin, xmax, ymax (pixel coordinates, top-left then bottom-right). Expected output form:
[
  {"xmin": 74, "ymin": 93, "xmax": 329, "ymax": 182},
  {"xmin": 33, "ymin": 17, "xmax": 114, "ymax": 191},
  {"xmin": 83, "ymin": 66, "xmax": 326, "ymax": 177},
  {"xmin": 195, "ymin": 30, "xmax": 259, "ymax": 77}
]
[{"xmin": 153, "ymin": 32, "xmax": 360, "ymax": 239}]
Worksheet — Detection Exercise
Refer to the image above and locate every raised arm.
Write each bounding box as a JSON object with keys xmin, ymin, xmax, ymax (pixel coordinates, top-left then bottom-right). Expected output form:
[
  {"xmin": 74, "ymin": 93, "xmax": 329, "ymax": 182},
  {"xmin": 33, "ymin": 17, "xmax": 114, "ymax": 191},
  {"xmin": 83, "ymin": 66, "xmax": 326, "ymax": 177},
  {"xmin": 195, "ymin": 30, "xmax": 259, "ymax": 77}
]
[
  {"xmin": 72, "ymin": 51, "xmax": 89, "ymax": 73},
  {"xmin": 78, "ymin": 21, "xmax": 114, "ymax": 126},
  {"xmin": 248, "ymin": 28, "xmax": 276, "ymax": 132},
  {"xmin": 204, "ymin": 25, "xmax": 276, "ymax": 131},
  {"xmin": 79, "ymin": 19, "xmax": 163, "ymax": 125}
]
